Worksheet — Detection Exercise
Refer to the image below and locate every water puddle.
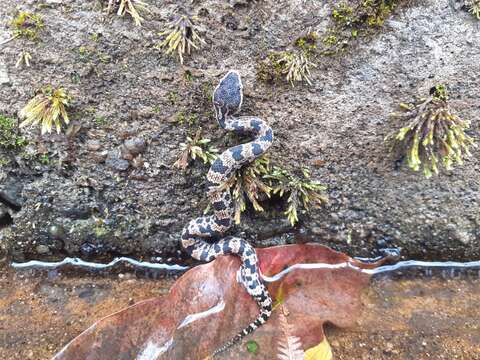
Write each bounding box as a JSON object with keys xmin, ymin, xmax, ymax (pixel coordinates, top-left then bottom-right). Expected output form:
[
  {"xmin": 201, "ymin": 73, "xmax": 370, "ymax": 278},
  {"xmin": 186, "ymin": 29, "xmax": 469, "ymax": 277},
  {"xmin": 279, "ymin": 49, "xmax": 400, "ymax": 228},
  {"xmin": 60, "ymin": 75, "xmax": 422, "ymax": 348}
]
[
  {"xmin": 11, "ymin": 257, "xmax": 189, "ymax": 272},
  {"xmin": 1, "ymin": 250, "xmax": 480, "ymax": 359}
]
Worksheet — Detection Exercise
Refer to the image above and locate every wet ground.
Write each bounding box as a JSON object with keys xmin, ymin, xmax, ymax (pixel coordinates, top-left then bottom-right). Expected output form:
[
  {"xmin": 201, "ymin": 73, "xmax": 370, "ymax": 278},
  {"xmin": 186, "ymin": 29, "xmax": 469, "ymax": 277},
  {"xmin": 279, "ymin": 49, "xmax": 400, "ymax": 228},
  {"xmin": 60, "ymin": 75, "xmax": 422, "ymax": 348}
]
[{"xmin": 0, "ymin": 266, "xmax": 478, "ymax": 359}]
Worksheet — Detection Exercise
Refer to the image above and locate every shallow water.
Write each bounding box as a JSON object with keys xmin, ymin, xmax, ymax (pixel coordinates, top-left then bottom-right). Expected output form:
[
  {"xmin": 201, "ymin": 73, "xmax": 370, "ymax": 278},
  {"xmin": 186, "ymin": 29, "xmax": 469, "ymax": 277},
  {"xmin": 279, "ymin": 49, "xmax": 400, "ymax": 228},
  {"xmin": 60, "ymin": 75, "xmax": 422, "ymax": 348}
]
[{"xmin": 1, "ymin": 257, "xmax": 480, "ymax": 359}]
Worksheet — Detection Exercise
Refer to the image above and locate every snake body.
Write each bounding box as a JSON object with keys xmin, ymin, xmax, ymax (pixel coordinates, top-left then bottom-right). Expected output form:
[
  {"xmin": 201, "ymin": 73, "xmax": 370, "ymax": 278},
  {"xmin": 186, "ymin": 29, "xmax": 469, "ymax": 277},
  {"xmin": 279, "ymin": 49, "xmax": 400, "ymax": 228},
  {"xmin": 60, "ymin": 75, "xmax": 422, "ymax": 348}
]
[{"xmin": 181, "ymin": 70, "xmax": 273, "ymax": 355}]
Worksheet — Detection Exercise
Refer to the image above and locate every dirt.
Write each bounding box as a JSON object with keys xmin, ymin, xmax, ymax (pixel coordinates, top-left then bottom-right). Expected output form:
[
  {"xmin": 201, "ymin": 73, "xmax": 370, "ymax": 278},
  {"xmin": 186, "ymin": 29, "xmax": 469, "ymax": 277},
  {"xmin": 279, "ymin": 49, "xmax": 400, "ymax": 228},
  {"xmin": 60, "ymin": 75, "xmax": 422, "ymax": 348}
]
[
  {"xmin": 0, "ymin": 267, "xmax": 478, "ymax": 359},
  {"xmin": 0, "ymin": 0, "xmax": 479, "ymax": 263}
]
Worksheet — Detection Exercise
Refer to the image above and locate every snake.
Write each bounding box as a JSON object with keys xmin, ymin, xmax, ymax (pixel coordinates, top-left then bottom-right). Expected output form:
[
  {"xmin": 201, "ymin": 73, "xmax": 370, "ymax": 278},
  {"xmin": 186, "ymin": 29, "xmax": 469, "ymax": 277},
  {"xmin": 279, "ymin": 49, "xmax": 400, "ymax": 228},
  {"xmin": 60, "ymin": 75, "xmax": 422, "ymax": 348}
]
[{"xmin": 181, "ymin": 70, "xmax": 274, "ymax": 356}]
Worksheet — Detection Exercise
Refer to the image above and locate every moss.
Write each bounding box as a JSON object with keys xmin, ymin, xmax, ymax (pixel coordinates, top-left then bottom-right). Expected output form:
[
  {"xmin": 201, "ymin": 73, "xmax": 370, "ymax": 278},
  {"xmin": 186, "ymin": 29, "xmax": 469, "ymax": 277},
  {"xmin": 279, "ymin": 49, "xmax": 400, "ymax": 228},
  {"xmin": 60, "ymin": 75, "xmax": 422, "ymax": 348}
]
[
  {"xmin": 94, "ymin": 116, "xmax": 109, "ymax": 127},
  {"xmin": 321, "ymin": 0, "xmax": 399, "ymax": 54},
  {"xmin": 157, "ymin": 14, "xmax": 206, "ymax": 64},
  {"xmin": 265, "ymin": 167, "xmax": 328, "ymax": 226},
  {"xmin": 174, "ymin": 111, "xmax": 198, "ymax": 126},
  {"xmin": 465, "ymin": 0, "xmax": 480, "ymax": 19},
  {"xmin": 256, "ymin": 50, "xmax": 316, "ymax": 86},
  {"xmin": 225, "ymin": 155, "xmax": 272, "ymax": 224},
  {"xmin": 167, "ymin": 91, "xmax": 180, "ymax": 105},
  {"xmin": 0, "ymin": 115, "xmax": 27, "ymax": 149},
  {"xmin": 9, "ymin": 11, "xmax": 44, "ymax": 41},
  {"xmin": 385, "ymin": 85, "xmax": 476, "ymax": 178},
  {"xmin": 212, "ymin": 157, "xmax": 327, "ymax": 226},
  {"xmin": 19, "ymin": 85, "xmax": 72, "ymax": 135},
  {"xmin": 105, "ymin": 0, "xmax": 149, "ymax": 27},
  {"xmin": 38, "ymin": 153, "xmax": 50, "ymax": 165},
  {"xmin": 294, "ymin": 31, "xmax": 319, "ymax": 54}
]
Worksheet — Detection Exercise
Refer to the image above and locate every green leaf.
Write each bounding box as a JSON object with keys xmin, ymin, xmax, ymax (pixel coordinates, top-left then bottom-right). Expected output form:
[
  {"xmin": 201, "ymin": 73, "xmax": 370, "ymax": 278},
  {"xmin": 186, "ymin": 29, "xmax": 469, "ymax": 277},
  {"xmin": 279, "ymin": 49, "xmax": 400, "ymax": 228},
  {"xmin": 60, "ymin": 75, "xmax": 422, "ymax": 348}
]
[{"xmin": 246, "ymin": 340, "xmax": 259, "ymax": 354}]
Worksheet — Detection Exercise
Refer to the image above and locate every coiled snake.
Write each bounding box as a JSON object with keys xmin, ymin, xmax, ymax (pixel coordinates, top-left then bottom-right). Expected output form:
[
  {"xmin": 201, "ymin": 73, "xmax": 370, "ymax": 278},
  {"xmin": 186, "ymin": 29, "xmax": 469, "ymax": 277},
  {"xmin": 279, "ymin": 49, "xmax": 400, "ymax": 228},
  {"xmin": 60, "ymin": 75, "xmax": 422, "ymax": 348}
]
[{"xmin": 181, "ymin": 70, "xmax": 274, "ymax": 356}]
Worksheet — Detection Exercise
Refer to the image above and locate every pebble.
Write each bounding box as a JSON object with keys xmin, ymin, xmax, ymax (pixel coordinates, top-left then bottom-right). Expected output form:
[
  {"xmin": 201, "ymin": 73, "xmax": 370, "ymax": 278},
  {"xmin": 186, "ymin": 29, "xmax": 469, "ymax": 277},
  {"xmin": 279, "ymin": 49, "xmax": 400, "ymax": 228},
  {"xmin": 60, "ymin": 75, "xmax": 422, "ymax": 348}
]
[
  {"xmin": 35, "ymin": 244, "xmax": 50, "ymax": 255},
  {"xmin": 86, "ymin": 140, "xmax": 102, "ymax": 151},
  {"xmin": 124, "ymin": 138, "xmax": 147, "ymax": 156},
  {"xmin": 48, "ymin": 225, "xmax": 66, "ymax": 240},
  {"xmin": 105, "ymin": 152, "xmax": 130, "ymax": 171},
  {"xmin": 0, "ymin": 59, "xmax": 10, "ymax": 85}
]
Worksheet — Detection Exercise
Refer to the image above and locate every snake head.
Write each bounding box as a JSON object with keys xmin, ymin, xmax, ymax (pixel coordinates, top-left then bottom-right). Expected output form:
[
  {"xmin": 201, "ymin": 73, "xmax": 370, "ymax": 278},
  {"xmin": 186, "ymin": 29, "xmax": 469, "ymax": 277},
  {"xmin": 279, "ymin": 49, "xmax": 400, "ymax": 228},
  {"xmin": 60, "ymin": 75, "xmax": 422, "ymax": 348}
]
[{"xmin": 213, "ymin": 70, "xmax": 243, "ymax": 126}]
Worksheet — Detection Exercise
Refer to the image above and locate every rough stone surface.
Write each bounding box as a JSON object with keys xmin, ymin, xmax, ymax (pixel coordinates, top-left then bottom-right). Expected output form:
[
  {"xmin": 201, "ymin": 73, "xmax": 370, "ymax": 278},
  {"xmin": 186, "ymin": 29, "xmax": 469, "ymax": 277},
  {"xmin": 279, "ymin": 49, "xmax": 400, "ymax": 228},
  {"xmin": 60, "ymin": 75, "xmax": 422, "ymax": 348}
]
[
  {"xmin": 0, "ymin": 59, "xmax": 10, "ymax": 85},
  {"xmin": 0, "ymin": 0, "xmax": 478, "ymax": 262}
]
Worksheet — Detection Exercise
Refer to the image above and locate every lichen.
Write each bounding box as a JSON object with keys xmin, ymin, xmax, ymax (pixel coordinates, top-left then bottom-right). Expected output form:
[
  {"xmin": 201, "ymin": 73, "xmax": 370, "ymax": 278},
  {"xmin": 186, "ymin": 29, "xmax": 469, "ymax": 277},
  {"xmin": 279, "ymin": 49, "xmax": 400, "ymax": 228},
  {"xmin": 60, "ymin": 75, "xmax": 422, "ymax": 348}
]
[{"xmin": 385, "ymin": 85, "xmax": 476, "ymax": 178}]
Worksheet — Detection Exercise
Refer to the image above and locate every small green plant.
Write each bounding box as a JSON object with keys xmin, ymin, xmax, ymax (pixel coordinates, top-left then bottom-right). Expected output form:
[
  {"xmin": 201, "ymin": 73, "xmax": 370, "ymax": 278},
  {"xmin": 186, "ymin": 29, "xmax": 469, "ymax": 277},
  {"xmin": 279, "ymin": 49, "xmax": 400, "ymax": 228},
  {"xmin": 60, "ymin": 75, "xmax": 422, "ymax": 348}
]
[
  {"xmin": 322, "ymin": 0, "xmax": 398, "ymax": 54},
  {"xmin": 0, "ymin": 115, "xmax": 27, "ymax": 149},
  {"xmin": 157, "ymin": 15, "xmax": 206, "ymax": 64},
  {"xmin": 94, "ymin": 115, "xmax": 109, "ymax": 127},
  {"xmin": 19, "ymin": 86, "xmax": 72, "ymax": 134},
  {"xmin": 9, "ymin": 11, "xmax": 44, "ymax": 41},
  {"xmin": 265, "ymin": 167, "xmax": 328, "ymax": 225},
  {"xmin": 257, "ymin": 51, "xmax": 316, "ymax": 86},
  {"xmin": 15, "ymin": 50, "xmax": 32, "ymax": 68},
  {"xmin": 294, "ymin": 31, "xmax": 319, "ymax": 54},
  {"xmin": 246, "ymin": 340, "xmax": 259, "ymax": 355},
  {"xmin": 174, "ymin": 111, "xmax": 198, "ymax": 126},
  {"xmin": 385, "ymin": 85, "xmax": 476, "ymax": 178},
  {"xmin": 38, "ymin": 153, "xmax": 50, "ymax": 165},
  {"xmin": 167, "ymin": 91, "xmax": 180, "ymax": 105},
  {"xmin": 106, "ymin": 0, "xmax": 149, "ymax": 26},
  {"xmin": 174, "ymin": 128, "xmax": 218, "ymax": 169},
  {"xmin": 78, "ymin": 45, "xmax": 93, "ymax": 61},
  {"xmin": 224, "ymin": 155, "xmax": 272, "ymax": 224},
  {"xmin": 465, "ymin": 0, "xmax": 480, "ymax": 19}
]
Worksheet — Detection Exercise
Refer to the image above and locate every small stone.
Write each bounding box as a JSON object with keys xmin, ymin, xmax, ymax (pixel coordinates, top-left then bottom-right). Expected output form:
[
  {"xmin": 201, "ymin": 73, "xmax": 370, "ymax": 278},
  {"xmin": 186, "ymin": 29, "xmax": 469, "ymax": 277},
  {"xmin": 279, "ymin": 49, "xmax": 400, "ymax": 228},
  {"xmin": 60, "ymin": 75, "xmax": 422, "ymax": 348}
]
[
  {"xmin": 105, "ymin": 152, "xmax": 130, "ymax": 171},
  {"xmin": 120, "ymin": 145, "xmax": 134, "ymax": 161},
  {"xmin": 48, "ymin": 225, "xmax": 66, "ymax": 240},
  {"xmin": 0, "ymin": 182, "xmax": 23, "ymax": 210},
  {"xmin": 330, "ymin": 340, "xmax": 340, "ymax": 348},
  {"xmin": 383, "ymin": 342, "xmax": 394, "ymax": 354},
  {"xmin": 86, "ymin": 140, "xmax": 102, "ymax": 151},
  {"xmin": 35, "ymin": 244, "xmax": 50, "ymax": 255},
  {"xmin": 0, "ymin": 59, "xmax": 10, "ymax": 85},
  {"xmin": 132, "ymin": 155, "xmax": 144, "ymax": 168},
  {"xmin": 124, "ymin": 138, "xmax": 146, "ymax": 156},
  {"xmin": 91, "ymin": 150, "xmax": 108, "ymax": 163}
]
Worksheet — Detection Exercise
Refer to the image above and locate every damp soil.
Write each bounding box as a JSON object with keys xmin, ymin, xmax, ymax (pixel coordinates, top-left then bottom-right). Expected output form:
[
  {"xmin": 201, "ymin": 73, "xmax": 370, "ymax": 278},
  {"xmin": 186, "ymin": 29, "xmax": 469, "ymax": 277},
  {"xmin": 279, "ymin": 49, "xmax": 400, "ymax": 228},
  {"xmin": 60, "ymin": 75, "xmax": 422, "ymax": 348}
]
[
  {"xmin": 0, "ymin": 0, "xmax": 479, "ymax": 264},
  {"xmin": 1, "ymin": 267, "xmax": 478, "ymax": 360}
]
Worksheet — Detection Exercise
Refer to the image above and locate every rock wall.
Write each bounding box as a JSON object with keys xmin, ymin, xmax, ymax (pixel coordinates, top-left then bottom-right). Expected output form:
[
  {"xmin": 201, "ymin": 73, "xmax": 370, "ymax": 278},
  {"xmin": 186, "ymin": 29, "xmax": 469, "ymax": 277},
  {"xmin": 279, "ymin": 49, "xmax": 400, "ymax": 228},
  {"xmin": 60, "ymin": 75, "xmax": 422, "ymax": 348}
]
[{"xmin": 0, "ymin": 0, "xmax": 479, "ymax": 262}]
